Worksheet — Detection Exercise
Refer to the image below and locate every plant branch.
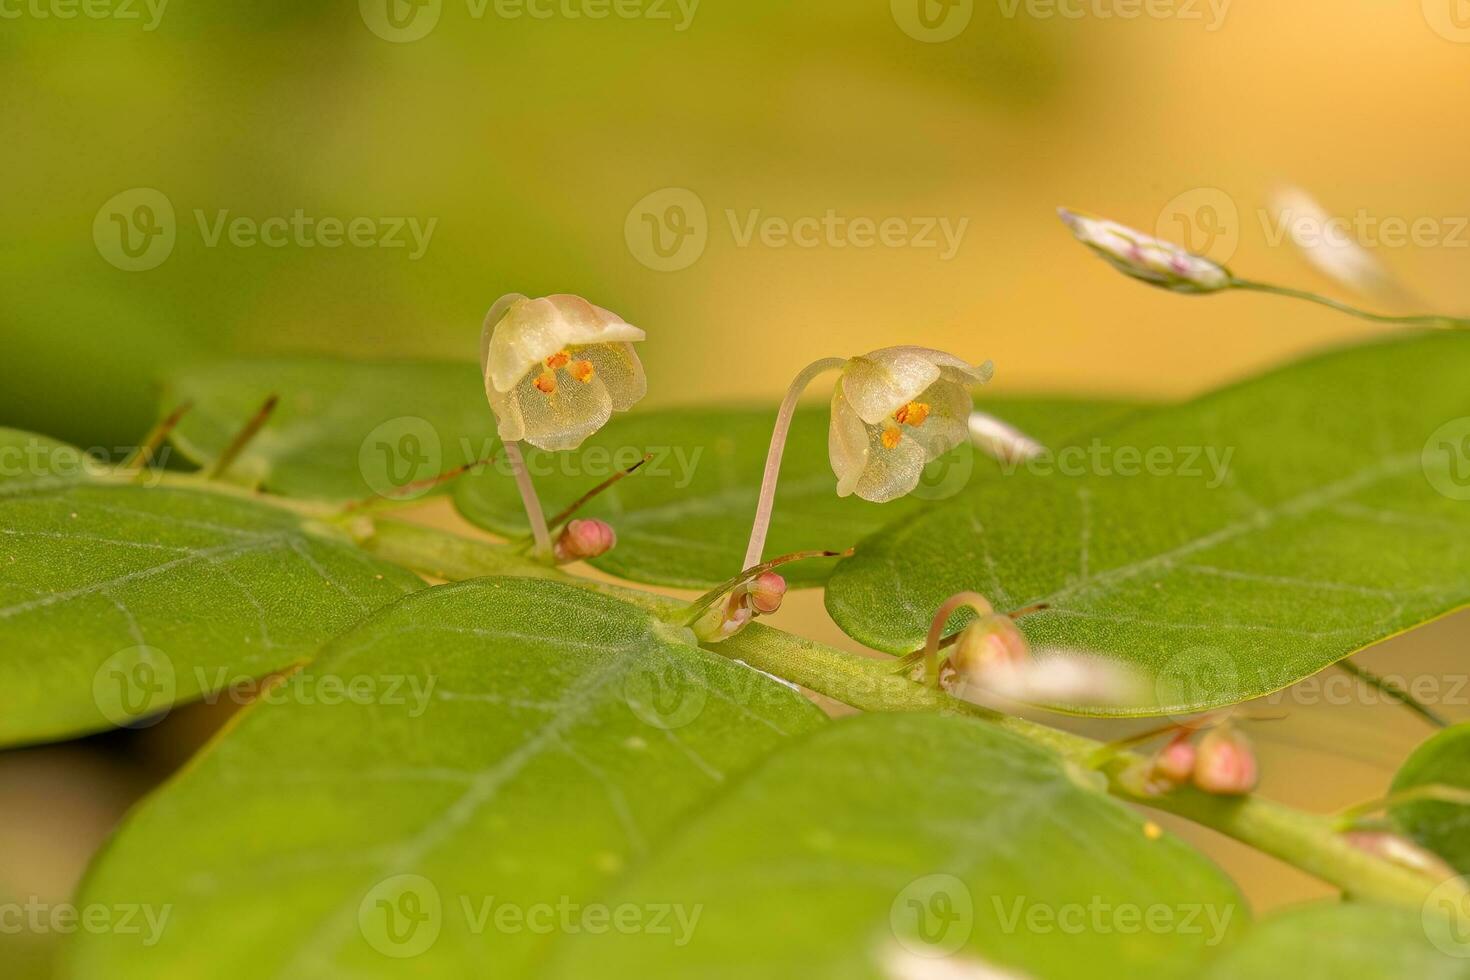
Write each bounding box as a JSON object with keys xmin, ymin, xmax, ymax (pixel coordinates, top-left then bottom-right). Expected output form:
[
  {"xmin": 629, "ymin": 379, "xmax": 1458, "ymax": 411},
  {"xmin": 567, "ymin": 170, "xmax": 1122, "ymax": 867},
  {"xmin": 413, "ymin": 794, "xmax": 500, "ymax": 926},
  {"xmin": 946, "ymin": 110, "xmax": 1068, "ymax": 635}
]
[{"xmin": 348, "ymin": 517, "xmax": 1454, "ymax": 911}]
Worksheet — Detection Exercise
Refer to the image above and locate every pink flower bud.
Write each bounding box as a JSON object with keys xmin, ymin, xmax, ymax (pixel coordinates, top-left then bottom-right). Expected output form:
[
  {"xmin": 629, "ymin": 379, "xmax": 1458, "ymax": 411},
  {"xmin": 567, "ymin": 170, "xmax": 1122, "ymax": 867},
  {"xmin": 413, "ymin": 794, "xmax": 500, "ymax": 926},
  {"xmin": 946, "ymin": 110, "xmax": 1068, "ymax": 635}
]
[
  {"xmin": 950, "ymin": 614, "xmax": 1030, "ymax": 679},
  {"xmin": 553, "ymin": 518, "xmax": 616, "ymax": 563},
  {"xmin": 746, "ymin": 572, "xmax": 787, "ymax": 615},
  {"xmin": 1153, "ymin": 735, "xmax": 1197, "ymax": 785},
  {"xmin": 1192, "ymin": 727, "xmax": 1258, "ymax": 796}
]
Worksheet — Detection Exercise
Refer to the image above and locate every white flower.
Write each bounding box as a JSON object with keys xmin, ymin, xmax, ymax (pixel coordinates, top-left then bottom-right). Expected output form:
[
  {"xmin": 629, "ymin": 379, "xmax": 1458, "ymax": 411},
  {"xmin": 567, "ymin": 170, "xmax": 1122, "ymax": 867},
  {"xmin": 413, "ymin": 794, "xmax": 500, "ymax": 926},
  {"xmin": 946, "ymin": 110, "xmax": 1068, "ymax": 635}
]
[
  {"xmin": 1058, "ymin": 208, "xmax": 1231, "ymax": 294},
  {"xmin": 1268, "ymin": 186, "xmax": 1396, "ymax": 298},
  {"xmin": 480, "ymin": 293, "xmax": 647, "ymax": 451},
  {"xmin": 828, "ymin": 346, "xmax": 993, "ymax": 502}
]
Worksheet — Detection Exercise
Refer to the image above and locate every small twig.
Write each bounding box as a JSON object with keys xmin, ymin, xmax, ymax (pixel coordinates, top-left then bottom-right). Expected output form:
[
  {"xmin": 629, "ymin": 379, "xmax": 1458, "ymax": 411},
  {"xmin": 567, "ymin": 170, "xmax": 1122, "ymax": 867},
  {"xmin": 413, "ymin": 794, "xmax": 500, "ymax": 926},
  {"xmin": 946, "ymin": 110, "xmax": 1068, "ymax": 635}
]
[
  {"xmin": 1335, "ymin": 660, "xmax": 1449, "ymax": 729},
  {"xmin": 544, "ymin": 453, "xmax": 653, "ymax": 532},
  {"xmin": 120, "ymin": 401, "xmax": 193, "ymax": 472},
  {"xmin": 208, "ymin": 396, "xmax": 279, "ymax": 481},
  {"xmin": 1334, "ymin": 784, "xmax": 1470, "ymax": 830},
  {"xmin": 681, "ymin": 549, "xmax": 852, "ymax": 626},
  {"xmin": 342, "ymin": 455, "xmax": 496, "ymax": 513}
]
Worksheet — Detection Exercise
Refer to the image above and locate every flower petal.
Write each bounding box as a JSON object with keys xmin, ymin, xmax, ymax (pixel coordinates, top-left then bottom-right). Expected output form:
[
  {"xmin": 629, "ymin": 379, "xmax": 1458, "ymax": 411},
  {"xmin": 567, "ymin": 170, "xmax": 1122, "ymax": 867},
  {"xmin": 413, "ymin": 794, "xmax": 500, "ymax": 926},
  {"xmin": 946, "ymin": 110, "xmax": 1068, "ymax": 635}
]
[
  {"xmin": 485, "ymin": 295, "xmax": 646, "ymax": 394},
  {"xmin": 480, "ymin": 292, "xmax": 528, "ymax": 378},
  {"xmin": 840, "ymin": 352, "xmax": 940, "ymax": 425},
  {"xmin": 852, "ymin": 426, "xmax": 929, "ymax": 502},
  {"xmin": 901, "ymin": 379, "xmax": 971, "ymax": 459},
  {"xmin": 828, "ymin": 386, "xmax": 870, "ymax": 498},
  {"xmin": 575, "ymin": 342, "xmax": 647, "ymax": 412},
  {"xmin": 513, "ymin": 371, "xmax": 614, "ymax": 452}
]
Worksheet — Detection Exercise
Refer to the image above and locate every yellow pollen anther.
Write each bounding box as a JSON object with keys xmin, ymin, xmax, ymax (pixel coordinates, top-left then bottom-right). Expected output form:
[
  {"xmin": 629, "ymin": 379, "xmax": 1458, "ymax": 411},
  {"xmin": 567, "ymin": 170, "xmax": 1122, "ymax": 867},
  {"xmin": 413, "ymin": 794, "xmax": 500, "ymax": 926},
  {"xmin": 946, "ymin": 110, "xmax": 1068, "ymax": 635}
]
[
  {"xmin": 881, "ymin": 425, "xmax": 903, "ymax": 450},
  {"xmin": 895, "ymin": 402, "xmax": 931, "ymax": 427},
  {"xmin": 569, "ymin": 360, "xmax": 596, "ymax": 383},
  {"xmin": 534, "ymin": 372, "xmax": 557, "ymax": 395},
  {"xmin": 545, "ymin": 350, "xmax": 571, "ymax": 370}
]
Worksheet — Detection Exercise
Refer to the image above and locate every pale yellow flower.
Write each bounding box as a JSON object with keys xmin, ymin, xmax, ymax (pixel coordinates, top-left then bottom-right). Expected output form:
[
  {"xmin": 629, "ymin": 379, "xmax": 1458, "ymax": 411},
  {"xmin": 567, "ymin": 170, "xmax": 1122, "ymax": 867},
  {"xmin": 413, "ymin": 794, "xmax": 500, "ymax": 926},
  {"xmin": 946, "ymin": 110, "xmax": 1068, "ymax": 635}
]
[
  {"xmin": 480, "ymin": 293, "xmax": 647, "ymax": 451},
  {"xmin": 828, "ymin": 346, "xmax": 993, "ymax": 502}
]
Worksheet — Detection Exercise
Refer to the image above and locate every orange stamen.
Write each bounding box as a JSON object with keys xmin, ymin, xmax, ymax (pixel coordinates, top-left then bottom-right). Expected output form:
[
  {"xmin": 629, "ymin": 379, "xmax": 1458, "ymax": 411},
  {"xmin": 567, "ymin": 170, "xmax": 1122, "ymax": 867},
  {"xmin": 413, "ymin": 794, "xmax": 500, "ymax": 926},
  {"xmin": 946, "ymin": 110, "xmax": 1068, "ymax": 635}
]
[
  {"xmin": 895, "ymin": 401, "xmax": 931, "ymax": 427},
  {"xmin": 881, "ymin": 426, "xmax": 903, "ymax": 450},
  {"xmin": 569, "ymin": 360, "xmax": 596, "ymax": 383},
  {"xmin": 545, "ymin": 350, "xmax": 571, "ymax": 370},
  {"xmin": 534, "ymin": 372, "xmax": 557, "ymax": 395}
]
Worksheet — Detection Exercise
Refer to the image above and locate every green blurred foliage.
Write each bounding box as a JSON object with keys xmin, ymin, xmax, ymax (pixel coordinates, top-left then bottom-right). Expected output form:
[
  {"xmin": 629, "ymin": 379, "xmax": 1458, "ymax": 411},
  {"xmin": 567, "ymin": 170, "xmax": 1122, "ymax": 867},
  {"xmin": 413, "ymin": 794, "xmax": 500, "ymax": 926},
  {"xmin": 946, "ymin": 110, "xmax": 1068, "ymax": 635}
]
[{"xmin": 0, "ymin": 0, "xmax": 1060, "ymax": 449}]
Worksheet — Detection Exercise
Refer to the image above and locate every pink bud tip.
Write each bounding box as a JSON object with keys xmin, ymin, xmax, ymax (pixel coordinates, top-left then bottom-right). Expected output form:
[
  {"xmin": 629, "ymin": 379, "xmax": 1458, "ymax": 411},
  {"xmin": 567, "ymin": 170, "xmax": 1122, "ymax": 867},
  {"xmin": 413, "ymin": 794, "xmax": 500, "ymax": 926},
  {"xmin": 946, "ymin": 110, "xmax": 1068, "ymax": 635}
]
[
  {"xmin": 1153, "ymin": 736, "xmax": 1197, "ymax": 784},
  {"xmin": 747, "ymin": 572, "xmax": 787, "ymax": 615},
  {"xmin": 1192, "ymin": 728, "xmax": 1258, "ymax": 796},
  {"xmin": 554, "ymin": 518, "xmax": 616, "ymax": 563}
]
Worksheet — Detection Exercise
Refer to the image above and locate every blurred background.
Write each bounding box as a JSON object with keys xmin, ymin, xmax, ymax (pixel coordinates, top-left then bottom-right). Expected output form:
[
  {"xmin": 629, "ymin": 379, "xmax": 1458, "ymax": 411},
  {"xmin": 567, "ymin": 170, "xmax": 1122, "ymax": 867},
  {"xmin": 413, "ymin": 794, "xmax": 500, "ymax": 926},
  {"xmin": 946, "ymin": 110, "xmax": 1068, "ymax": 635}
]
[{"xmin": 4, "ymin": 0, "xmax": 1470, "ymax": 974}]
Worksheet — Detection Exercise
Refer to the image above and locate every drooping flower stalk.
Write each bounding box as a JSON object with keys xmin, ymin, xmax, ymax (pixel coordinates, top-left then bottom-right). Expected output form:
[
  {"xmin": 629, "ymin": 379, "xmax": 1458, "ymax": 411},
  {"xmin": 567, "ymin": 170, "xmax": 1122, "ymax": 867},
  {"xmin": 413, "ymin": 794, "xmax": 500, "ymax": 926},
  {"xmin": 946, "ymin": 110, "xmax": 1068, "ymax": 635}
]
[
  {"xmin": 503, "ymin": 440, "xmax": 552, "ymax": 559},
  {"xmin": 741, "ymin": 357, "xmax": 847, "ymax": 570},
  {"xmin": 1231, "ymin": 278, "xmax": 1470, "ymax": 330},
  {"xmin": 921, "ymin": 591, "xmax": 995, "ymax": 688}
]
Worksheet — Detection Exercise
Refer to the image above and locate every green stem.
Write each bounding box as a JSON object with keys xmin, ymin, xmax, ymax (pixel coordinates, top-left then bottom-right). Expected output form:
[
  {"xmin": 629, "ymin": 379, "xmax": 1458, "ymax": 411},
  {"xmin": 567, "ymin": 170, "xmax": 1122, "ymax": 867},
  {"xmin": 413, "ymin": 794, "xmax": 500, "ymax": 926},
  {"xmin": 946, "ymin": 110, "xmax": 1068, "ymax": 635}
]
[
  {"xmin": 337, "ymin": 516, "xmax": 1453, "ymax": 910},
  {"xmin": 1335, "ymin": 660, "xmax": 1449, "ymax": 729},
  {"xmin": 1232, "ymin": 278, "xmax": 1470, "ymax": 330}
]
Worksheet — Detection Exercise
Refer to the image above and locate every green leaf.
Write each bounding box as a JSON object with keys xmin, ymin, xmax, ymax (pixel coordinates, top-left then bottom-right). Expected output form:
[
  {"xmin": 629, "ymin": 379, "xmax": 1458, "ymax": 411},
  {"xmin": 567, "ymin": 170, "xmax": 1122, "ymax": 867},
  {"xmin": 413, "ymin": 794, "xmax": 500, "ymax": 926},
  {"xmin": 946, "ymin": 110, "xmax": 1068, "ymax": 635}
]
[
  {"xmin": 1201, "ymin": 902, "xmax": 1470, "ymax": 979},
  {"xmin": 826, "ymin": 333, "xmax": 1470, "ymax": 714},
  {"xmin": 66, "ymin": 578, "xmax": 824, "ymax": 979},
  {"xmin": 163, "ymin": 358, "xmax": 496, "ymax": 502},
  {"xmin": 0, "ymin": 437, "xmax": 422, "ymax": 746},
  {"xmin": 1392, "ymin": 723, "xmax": 1470, "ymax": 874},
  {"xmin": 542, "ymin": 712, "xmax": 1245, "ymax": 979},
  {"xmin": 454, "ymin": 398, "xmax": 1141, "ymax": 589}
]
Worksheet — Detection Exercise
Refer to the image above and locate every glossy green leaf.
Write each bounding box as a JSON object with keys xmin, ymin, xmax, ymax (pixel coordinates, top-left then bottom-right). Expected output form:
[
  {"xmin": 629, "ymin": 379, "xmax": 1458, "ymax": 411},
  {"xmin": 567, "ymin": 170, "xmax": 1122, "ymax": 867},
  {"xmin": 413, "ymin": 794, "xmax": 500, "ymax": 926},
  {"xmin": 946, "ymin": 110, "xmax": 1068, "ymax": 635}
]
[
  {"xmin": 1202, "ymin": 903, "xmax": 1470, "ymax": 979},
  {"xmin": 1392, "ymin": 724, "xmax": 1470, "ymax": 874},
  {"xmin": 542, "ymin": 712, "xmax": 1244, "ymax": 979},
  {"xmin": 164, "ymin": 358, "xmax": 496, "ymax": 502},
  {"xmin": 827, "ymin": 332, "xmax": 1470, "ymax": 715},
  {"xmin": 0, "ymin": 432, "xmax": 423, "ymax": 746},
  {"xmin": 454, "ymin": 398, "xmax": 1141, "ymax": 588},
  {"xmin": 67, "ymin": 578, "xmax": 824, "ymax": 979}
]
